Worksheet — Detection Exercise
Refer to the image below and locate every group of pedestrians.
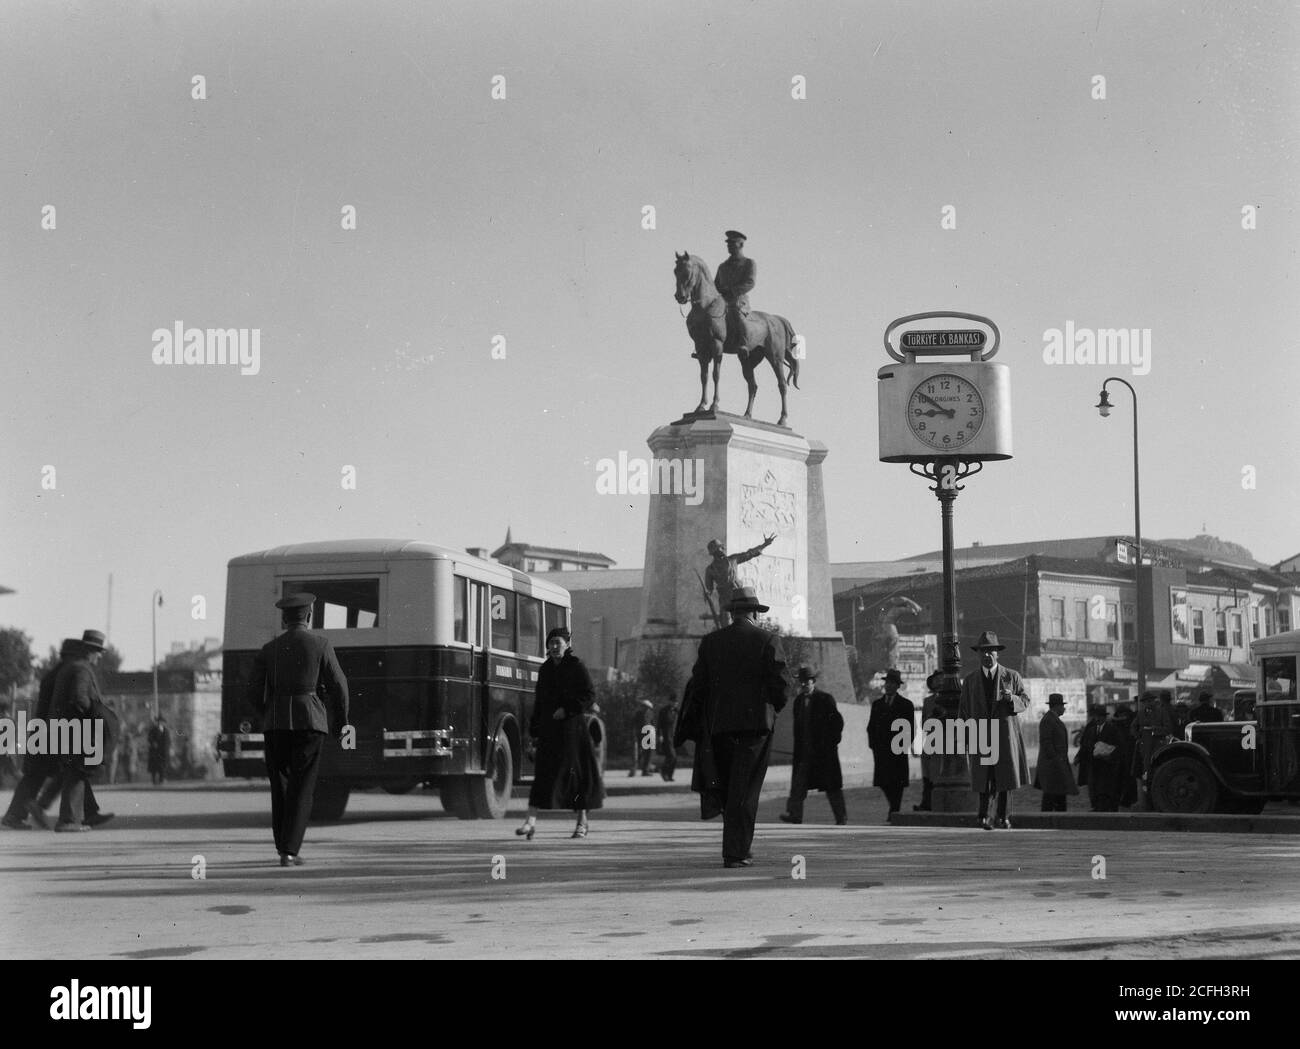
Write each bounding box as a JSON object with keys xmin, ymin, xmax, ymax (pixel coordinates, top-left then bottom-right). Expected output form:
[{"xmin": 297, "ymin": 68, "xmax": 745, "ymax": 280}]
[{"xmin": 2, "ymin": 630, "xmax": 116, "ymax": 832}]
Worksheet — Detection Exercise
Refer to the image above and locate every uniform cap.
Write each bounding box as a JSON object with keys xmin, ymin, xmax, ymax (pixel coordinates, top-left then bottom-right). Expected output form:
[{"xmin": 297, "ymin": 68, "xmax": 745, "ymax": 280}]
[
  {"xmin": 724, "ymin": 230, "xmax": 746, "ymax": 242},
  {"xmin": 275, "ymin": 592, "xmax": 316, "ymax": 610}
]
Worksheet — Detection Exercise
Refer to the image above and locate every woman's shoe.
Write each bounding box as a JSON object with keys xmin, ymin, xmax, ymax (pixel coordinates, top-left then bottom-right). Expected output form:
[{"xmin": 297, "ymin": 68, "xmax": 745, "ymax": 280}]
[
  {"xmin": 515, "ymin": 821, "xmax": 536, "ymax": 840},
  {"xmin": 571, "ymin": 821, "xmax": 588, "ymax": 839}
]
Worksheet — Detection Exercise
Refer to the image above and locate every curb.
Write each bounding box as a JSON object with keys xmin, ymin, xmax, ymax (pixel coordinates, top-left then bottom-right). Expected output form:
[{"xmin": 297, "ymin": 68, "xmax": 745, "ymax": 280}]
[{"xmin": 887, "ymin": 812, "xmax": 1300, "ymax": 834}]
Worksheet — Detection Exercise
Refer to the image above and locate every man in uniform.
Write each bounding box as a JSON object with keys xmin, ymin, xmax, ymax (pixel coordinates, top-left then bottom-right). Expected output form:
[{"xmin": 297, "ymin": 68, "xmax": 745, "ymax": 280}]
[
  {"xmin": 687, "ymin": 586, "xmax": 789, "ymax": 868},
  {"xmin": 780, "ymin": 666, "xmax": 846, "ymax": 825},
  {"xmin": 245, "ymin": 593, "xmax": 349, "ymax": 867},
  {"xmin": 958, "ymin": 631, "xmax": 1030, "ymax": 830},
  {"xmin": 703, "ymin": 535, "xmax": 776, "ymax": 625},
  {"xmin": 715, "ymin": 230, "xmax": 756, "ymax": 358}
]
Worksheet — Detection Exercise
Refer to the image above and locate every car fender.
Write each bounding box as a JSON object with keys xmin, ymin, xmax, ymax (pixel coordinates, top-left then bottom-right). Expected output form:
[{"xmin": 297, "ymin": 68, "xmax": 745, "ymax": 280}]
[{"xmin": 1149, "ymin": 740, "xmax": 1236, "ymax": 790}]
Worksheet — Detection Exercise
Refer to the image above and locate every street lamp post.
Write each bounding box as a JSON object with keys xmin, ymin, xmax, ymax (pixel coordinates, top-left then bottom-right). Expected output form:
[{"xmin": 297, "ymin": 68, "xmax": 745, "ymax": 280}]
[
  {"xmin": 151, "ymin": 590, "xmax": 164, "ymax": 718},
  {"xmin": 1096, "ymin": 378, "xmax": 1146, "ymax": 699}
]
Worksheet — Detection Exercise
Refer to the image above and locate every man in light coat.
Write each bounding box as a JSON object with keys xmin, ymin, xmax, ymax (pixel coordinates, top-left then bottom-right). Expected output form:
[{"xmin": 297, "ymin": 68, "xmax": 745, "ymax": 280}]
[
  {"xmin": 1034, "ymin": 693, "xmax": 1078, "ymax": 811},
  {"xmin": 957, "ymin": 631, "xmax": 1030, "ymax": 830}
]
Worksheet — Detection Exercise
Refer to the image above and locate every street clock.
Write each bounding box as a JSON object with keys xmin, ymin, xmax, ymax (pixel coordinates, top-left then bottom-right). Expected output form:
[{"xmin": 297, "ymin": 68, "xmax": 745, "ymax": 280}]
[{"xmin": 878, "ymin": 312, "xmax": 1012, "ymax": 463}]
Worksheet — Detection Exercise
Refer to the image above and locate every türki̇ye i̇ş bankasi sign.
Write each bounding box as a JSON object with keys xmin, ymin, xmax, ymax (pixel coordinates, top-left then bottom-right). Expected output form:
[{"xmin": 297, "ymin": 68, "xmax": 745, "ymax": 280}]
[{"xmin": 900, "ymin": 330, "xmax": 986, "ymax": 350}]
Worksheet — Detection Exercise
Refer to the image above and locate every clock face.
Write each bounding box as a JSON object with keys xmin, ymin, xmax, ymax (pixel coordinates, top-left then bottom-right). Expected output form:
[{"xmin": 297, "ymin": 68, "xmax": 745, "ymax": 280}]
[{"xmin": 907, "ymin": 373, "xmax": 985, "ymax": 449}]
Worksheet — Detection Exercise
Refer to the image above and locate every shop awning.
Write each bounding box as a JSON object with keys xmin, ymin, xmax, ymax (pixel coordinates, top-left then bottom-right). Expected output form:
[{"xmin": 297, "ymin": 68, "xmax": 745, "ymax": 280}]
[{"xmin": 1213, "ymin": 663, "xmax": 1256, "ymax": 688}]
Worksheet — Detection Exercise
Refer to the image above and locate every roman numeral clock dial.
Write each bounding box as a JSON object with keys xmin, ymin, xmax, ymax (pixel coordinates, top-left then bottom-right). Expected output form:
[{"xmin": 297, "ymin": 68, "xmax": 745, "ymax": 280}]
[{"xmin": 908, "ymin": 373, "xmax": 985, "ymax": 450}]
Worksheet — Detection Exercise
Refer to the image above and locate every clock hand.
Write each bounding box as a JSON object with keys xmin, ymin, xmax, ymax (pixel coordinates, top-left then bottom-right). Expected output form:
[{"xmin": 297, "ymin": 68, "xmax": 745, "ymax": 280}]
[{"xmin": 918, "ymin": 393, "xmax": 957, "ymax": 419}]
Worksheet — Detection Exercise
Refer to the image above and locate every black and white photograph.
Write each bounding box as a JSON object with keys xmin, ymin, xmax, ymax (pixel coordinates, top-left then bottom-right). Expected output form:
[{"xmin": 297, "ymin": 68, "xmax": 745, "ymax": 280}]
[{"xmin": 2, "ymin": 0, "xmax": 1298, "ymax": 1014}]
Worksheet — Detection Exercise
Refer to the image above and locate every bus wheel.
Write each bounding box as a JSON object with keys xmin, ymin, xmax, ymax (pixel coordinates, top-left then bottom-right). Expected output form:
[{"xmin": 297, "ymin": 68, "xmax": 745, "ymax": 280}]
[
  {"xmin": 470, "ymin": 727, "xmax": 513, "ymax": 820},
  {"xmin": 1149, "ymin": 757, "xmax": 1217, "ymax": 814},
  {"xmin": 311, "ymin": 782, "xmax": 350, "ymax": 821},
  {"xmin": 439, "ymin": 778, "xmax": 476, "ymax": 820}
]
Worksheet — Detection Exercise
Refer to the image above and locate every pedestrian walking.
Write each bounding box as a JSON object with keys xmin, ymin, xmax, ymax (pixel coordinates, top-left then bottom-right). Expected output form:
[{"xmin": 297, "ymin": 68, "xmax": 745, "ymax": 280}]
[
  {"xmin": 50, "ymin": 630, "xmax": 110, "ymax": 832},
  {"xmin": 516, "ymin": 628, "xmax": 603, "ymax": 839},
  {"xmin": 1133, "ymin": 689, "xmax": 1176, "ymax": 785},
  {"xmin": 867, "ymin": 668, "xmax": 913, "ymax": 818},
  {"xmin": 244, "ymin": 592, "xmax": 350, "ymax": 867},
  {"xmin": 628, "ymin": 699, "xmax": 656, "ymax": 776},
  {"xmin": 1090, "ymin": 705, "xmax": 1137, "ymax": 811},
  {"xmin": 656, "ymin": 701, "xmax": 678, "ymax": 781},
  {"xmin": 147, "ymin": 715, "xmax": 171, "ymax": 785},
  {"xmin": 1072, "ymin": 705, "xmax": 1108, "ymax": 810},
  {"xmin": 780, "ymin": 666, "xmax": 846, "ymax": 825},
  {"xmin": 685, "ymin": 586, "xmax": 789, "ymax": 868},
  {"xmin": 957, "ymin": 631, "xmax": 1031, "ymax": 830},
  {"xmin": 914, "ymin": 670, "xmax": 944, "ymax": 811},
  {"xmin": 1034, "ymin": 693, "xmax": 1078, "ymax": 811}
]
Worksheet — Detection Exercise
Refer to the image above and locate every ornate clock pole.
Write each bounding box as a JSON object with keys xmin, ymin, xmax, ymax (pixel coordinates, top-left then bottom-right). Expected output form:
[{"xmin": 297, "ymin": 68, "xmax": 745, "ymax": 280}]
[{"xmin": 878, "ymin": 312, "xmax": 1012, "ymax": 811}]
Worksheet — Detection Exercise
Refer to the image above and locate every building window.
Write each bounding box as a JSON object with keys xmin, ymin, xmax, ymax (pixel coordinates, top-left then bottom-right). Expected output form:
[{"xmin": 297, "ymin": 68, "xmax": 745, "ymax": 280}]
[
  {"xmin": 1264, "ymin": 606, "xmax": 1275, "ymax": 637},
  {"xmin": 1122, "ymin": 603, "xmax": 1136, "ymax": 642},
  {"xmin": 1230, "ymin": 611, "xmax": 1244, "ymax": 648},
  {"xmin": 1250, "ymin": 606, "xmax": 1260, "ymax": 640},
  {"xmin": 1191, "ymin": 608, "xmax": 1205, "ymax": 646},
  {"xmin": 1074, "ymin": 600, "xmax": 1088, "ymax": 641},
  {"xmin": 1050, "ymin": 599, "xmax": 1066, "ymax": 638},
  {"xmin": 1215, "ymin": 610, "xmax": 1227, "ymax": 647},
  {"xmin": 1106, "ymin": 603, "xmax": 1119, "ymax": 641},
  {"xmin": 518, "ymin": 596, "xmax": 543, "ymax": 657},
  {"xmin": 1281, "ymin": 606, "xmax": 1292, "ymax": 633}
]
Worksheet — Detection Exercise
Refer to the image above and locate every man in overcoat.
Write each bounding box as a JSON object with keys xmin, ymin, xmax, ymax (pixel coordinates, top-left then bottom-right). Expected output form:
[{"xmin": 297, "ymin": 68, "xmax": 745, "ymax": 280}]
[
  {"xmin": 686, "ymin": 586, "xmax": 789, "ymax": 868},
  {"xmin": 914, "ymin": 670, "xmax": 944, "ymax": 811},
  {"xmin": 1034, "ymin": 693, "xmax": 1078, "ymax": 811},
  {"xmin": 244, "ymin": 592, "xmax": 349, "ymax": 866},
  {"xmin": 1090, "ymin": 705, "xmax": 1137, "ymax": 811},
  {"xmin": 957, "ymin": 631, "xmax": 1030, "ymax": 830},
  {"xmin": 1073, "ymin": 704, "xmax": 1108, "ymax": 809},
  {"xmin": 50, "ymin": 630, "xmax": 110, "ymax": 831},
  {"xmin": 780, "ymin": 666, "xmax": 846, "ymax": 825},
  {"xmin": 1186, "ymin": 691, "xmax": 1225, "ymax": 725},
  {"xmin": 867, "ymin": 668, "xmax": 914, "ymax": 817}
]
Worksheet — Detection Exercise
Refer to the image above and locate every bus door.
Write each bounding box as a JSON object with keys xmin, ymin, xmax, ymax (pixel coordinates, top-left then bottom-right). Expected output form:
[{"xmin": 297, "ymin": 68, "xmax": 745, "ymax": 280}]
[{"xmin": 468, "ymin": 580, "xmax": 492, "ymax": 774}]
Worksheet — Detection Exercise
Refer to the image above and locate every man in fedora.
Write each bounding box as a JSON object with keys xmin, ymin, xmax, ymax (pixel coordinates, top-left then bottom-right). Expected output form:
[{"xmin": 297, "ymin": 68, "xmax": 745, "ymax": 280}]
[
  {"xmin": 244, "ymin": 592, "xmax": 349, "ymax": 867},
  {"xmin": 914, "ymin": 670, "xmax": 945, "ymax": 811},
  {"xmin": 1034, "ymin": 693, "xmax": 1078, "ymax": 812},
  {"xmin": 780, "ymin": 666, "xmax": 846, "ymax": 825},
  {"xmin": 686, "ymin": 586, "xmax": 789, "ymax": 867},
  {"xmin": 715, "ymin": 230, "xmax": 756, "ymax": 359},
  {"xmin": 958, "ymin": 631, "xmax": 1030, "ymax": 829},
  {"xmin": 50, "ymin": 630, "xmax": 110, "ymax": 831},
  {"xmin": 867, "ymin": 668, "xmax": 914, "ymax": 817}
]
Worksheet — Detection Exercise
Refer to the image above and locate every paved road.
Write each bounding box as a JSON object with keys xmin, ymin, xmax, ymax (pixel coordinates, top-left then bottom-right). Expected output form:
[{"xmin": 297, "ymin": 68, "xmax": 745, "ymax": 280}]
[{"xmin": 3, "ymin": 781, "xmax": 1299, "ymax": 960}]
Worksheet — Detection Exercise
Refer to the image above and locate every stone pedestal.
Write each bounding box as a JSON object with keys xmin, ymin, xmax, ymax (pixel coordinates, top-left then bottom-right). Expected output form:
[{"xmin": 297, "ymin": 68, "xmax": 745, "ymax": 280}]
[{"xmin": 618, "ymin": 411, "xmax": 852, "ymax": 760}]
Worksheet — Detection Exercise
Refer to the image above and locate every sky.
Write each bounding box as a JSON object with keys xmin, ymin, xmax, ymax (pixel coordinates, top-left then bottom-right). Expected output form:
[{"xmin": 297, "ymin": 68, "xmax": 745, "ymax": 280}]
[{"xmin": 2, "ymin": 0, "xmax": 1298, "ymax": 668}]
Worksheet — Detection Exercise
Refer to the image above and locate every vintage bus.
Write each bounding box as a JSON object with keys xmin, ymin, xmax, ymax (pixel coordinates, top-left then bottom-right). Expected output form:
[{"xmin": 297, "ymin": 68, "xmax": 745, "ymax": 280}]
[{"xmin": 217, "ymin": 539, "xmax": 571, "ymax": 820}]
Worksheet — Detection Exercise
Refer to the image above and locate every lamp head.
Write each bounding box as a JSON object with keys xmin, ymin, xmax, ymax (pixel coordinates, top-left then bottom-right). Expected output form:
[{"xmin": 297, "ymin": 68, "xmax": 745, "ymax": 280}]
[{"xmin": 1095, "ymin": 389, "xmax": 1113, "ymax": 418}]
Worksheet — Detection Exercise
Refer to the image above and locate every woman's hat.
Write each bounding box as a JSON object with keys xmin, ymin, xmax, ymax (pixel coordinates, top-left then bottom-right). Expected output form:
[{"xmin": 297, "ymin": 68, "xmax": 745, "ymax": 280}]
[{"xmin": 727, "ymin": 586, "xmax": 769, "ymax": 613}]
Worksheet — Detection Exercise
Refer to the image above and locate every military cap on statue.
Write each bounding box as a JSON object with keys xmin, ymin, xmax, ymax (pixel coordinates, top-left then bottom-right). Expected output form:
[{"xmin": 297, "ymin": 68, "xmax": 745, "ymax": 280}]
[
  {"xmin": 79, "ymin": 629, "xmax": 107, "ymax": 651},
  {"xmin": 275, "ymin": 592, "xmax": 316, "ymax": 610},
  {"xmin": 970, "ymin": 630, "xmax": 1006, "ymax": 651},
  {"xmin": 724, "ymin": 230, "xmax": 746, "ymax": 242},
  {"xmin": 726, "ymin": 586, "xmax": 769, "ymax": 613}
]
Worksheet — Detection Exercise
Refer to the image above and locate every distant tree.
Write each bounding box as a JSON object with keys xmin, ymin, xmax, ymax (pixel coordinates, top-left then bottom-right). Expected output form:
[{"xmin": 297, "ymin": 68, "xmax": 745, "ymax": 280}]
[
  {"xmin": 99, "ymin": 644, "xmax": 124, "ymax": 674},
  {"xmin": 0, "ymin": 628, "xmax": 34, "ymax": 694},
  {"xmin": 158, "ymin": 646, "xmax": 211, "ymax": 672},
  {"xmin": 34, "ymin": 644, "xmax": 62, "ymax": 680},
  {"xmin": 635, "ymin": 644, "xmax": 682, "ymax": 708}
]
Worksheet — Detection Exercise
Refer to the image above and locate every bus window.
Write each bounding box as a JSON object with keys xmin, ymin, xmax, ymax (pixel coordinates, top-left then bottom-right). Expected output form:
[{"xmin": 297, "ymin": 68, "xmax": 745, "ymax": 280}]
[
  {"xmin": 454, "ymin": 576, "xmax": 468, "ymax": 642},
  {"xmin": 545, "ymin": 601, "xmax": 569, "ymax": 638},
  {"xmin": 518, "ymin": 596, "xmax": 543, "ymax": 656},
  {"xmin": 470, "ymin": 581, "xmax": 486, "ymax": 646},
  {"xmin": 490, "ymin": 587, "xmax": 516, "ymax": 651},
  {"xmin": 1262, "ymin": 656, "xmax": 1297, "ymax": 700},
  {"xmin": 283, "ymin": 579, "xmax": 379, "ymax": 628}
]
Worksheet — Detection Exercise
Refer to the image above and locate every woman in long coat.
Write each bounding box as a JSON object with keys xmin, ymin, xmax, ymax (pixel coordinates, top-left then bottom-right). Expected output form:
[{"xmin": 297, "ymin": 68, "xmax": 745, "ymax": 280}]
[{"xmin": 516, "ymin": 628, "xmax": 604, "ymax": 839}]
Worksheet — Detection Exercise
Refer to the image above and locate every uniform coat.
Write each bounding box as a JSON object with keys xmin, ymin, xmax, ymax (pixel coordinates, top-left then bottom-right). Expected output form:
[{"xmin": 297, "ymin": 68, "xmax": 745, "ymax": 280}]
[
  {"xmin": 867, "ymin": 693, "xmax": 914, "ymax": 787},
  {"xmin": 791, "ymin": 689, "xmax": 844, "ymax": 792},
  {"xmin": 528, "ymin": 652, "xmax": 602, "ymax": 810},
  {"xmin": 244, "ymin": 622, "xmax": 350, "ymax": 858},
  {"xmin": 957, "ymin": 665, "xmax": 1031, "ymax": 792},
  {"xmin": 1034, "ymin": 709, "xmax": 1079, "ymax": 796},
  {"xmin": 714, "ymin": 256, "xmax": 756, "ymax": 314}
]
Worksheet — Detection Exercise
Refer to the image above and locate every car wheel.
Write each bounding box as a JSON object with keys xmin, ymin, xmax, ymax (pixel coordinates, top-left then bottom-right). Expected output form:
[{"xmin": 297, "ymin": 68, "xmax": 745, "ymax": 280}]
[
  {"xmin": 1149, "ymin": 757, "xmax": 1217, "ymax": 814},
  {"xmin": 310, "ymin": 782, "xmax": 350, "ymax": 821},
  {"xmin": 468, "ymin": 726, "xmax": 513, "ymax": 820},
  {"xmin": 439, "ymin": 777, "xmax": 476, "ymax": 819}
]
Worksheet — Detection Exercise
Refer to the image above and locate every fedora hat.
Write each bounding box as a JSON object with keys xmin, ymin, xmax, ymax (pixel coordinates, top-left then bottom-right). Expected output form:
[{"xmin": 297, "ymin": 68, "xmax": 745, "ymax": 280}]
[
  {"xmin": 970, "ymin": 630, "xmax": 1005, "ymax": 652},
  {"xmin": 883, "ymin": 668, "xmax": 903, "ymax": 684},
  {"xmin": 727, "ymin": 586, "xmax": 769, "ymax": 613},
  {"xmin": 79, "ymin": 629, "xmax": 107, "ymax": 651},
  {"xmin": 1047, "ymin": 693, "xmax": 1065, "ymax": 707},
  {"xmin": 796, "ymin": 666, "xmax": 818, "ymax": 682}
]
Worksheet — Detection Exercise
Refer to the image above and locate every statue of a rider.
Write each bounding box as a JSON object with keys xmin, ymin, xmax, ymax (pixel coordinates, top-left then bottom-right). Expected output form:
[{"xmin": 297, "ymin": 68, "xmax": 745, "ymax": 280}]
[{"xmin": 715, "ymin": 230, "xmax": 756, "ymax": 361}]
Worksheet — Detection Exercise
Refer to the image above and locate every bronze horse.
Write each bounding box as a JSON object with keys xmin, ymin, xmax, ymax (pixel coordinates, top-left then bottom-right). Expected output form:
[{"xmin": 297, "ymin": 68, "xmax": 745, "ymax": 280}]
[{"xmin": 673, "ymin": 252, "xmax": 800, "ymax": 427}]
